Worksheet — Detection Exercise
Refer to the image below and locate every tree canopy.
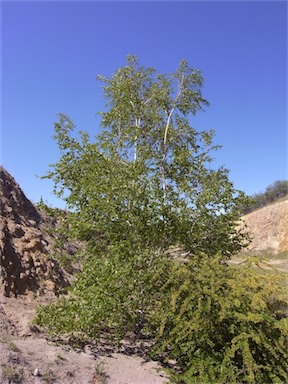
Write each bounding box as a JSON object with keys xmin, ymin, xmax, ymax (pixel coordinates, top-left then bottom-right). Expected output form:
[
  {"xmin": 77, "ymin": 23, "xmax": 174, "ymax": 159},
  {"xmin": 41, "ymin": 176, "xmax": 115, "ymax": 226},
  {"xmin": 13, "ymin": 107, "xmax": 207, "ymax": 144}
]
[{"xmin": 45, "ymin": 55, "xmax": 249, "ymax": 259}]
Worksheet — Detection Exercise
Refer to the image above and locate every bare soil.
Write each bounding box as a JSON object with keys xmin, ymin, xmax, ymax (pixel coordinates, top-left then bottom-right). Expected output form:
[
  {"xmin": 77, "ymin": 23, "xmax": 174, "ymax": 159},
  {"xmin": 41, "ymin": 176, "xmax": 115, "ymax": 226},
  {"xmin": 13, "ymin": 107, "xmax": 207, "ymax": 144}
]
[
  {"xmin": 240, "ymin": 199, "xmax": 288, "ymax": 255},
  {"xmin": 0, "ymin": 294, "xmax": 169, "ymax": 384}
]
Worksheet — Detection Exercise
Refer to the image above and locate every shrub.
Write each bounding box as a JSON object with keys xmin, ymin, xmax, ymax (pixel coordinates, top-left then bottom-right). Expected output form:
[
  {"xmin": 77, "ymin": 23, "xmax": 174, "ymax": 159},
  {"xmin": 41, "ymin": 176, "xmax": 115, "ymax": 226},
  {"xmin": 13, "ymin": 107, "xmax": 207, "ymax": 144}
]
[{"xmin": 151, "ymin": 254, "xmax": 288, "ymax": 383}]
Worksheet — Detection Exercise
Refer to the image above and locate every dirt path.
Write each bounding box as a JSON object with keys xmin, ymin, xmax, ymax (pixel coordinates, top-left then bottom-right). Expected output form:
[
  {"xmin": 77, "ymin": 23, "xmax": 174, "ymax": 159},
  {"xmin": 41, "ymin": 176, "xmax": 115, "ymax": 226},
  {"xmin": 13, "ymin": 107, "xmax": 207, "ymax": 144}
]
[{"xmin": 0, "ymin": 295, "xmax": 169, "ymax": 384}]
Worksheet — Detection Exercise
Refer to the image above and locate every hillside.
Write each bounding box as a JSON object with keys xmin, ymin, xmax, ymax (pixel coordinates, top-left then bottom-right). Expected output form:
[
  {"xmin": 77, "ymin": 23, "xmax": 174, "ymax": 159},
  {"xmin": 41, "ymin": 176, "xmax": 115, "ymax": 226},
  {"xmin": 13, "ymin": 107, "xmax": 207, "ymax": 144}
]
[{"xmin": 241, "ymin": 197, "xmax": 288, "ymax": 256}]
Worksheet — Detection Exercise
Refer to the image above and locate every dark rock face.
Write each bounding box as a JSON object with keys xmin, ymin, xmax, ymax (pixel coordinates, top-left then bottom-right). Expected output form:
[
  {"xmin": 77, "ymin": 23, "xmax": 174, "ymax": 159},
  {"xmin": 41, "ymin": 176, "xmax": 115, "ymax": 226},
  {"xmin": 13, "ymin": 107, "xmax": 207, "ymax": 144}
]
[{"xmin": 0, "ymin": 166, "xmax": 69, "ymax": 297}]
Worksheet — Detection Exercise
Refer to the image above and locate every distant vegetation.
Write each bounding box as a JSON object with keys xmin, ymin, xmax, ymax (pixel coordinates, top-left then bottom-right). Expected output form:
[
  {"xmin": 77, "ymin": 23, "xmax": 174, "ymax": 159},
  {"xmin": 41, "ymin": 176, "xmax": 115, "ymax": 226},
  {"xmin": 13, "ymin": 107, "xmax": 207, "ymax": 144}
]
[
  {"xmin": 36, "ymin": 57, "xmax": 288, "ymax": 384},
  {"xmin": 242, "ymin": 180, "xmax": 288, "ymax": 215}
]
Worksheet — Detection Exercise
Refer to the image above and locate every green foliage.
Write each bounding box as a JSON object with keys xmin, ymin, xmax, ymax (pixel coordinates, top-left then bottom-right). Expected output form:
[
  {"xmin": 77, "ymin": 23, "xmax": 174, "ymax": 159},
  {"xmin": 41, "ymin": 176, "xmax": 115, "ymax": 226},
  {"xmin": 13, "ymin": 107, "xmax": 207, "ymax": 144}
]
[
  {"xmin": 36, "ymin": 250, "xmax": 288, "ymax": 383},
  {"xmin": 242, "ymin": 180, "xmax": 288, "ymax": 214},
  {"xmin": 151, "ymin": 254, "xmax": 288, "ymax": 383},
  {"xmin": 36, "ymin": 198, "xmax": 81, "ymax": 273},
  {"xmin": 35, "ymin": 243, "xmax": 171, "ymax": 341},
  {"xmin": 44, "ymin": 55, "xmax": 249, "ymax": 259}
]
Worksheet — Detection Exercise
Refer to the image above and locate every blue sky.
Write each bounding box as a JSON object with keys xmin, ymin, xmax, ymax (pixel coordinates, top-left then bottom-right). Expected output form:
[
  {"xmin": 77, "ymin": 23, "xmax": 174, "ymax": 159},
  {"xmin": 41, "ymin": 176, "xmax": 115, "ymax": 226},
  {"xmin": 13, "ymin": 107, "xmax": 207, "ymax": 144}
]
[{"xmin": 1, "ymin": 0, "xmax": 287, "ymax": 208}]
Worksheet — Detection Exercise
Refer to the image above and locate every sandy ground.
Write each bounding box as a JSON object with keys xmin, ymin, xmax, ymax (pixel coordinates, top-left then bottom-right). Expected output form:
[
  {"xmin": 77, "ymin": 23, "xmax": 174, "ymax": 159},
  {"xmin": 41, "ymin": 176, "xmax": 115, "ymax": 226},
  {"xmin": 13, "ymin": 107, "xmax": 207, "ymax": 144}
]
[
  {"xmin": 0, "ymin": 294, "xmax": 169, "ymax": 384},
  {"xmin": 227, "ymin": 255, "xmax": 288, "ymax": 273}
]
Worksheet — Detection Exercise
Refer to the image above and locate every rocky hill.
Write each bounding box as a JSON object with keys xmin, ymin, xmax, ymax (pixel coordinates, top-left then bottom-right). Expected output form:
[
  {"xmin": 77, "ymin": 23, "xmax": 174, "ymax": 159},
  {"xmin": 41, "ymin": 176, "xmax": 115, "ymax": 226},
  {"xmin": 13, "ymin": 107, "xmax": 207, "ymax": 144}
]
[{"xmin": 0, "ymin": 166, "xmax": 69, "ymax": 297}]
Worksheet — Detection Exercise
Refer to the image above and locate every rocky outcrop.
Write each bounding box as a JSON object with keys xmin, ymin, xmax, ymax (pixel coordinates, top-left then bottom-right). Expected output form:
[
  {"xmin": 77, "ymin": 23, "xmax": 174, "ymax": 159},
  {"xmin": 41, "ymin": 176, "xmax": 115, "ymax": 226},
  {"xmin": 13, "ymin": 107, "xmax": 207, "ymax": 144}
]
[{"xmin": 0, "ymin": 166, "xmax": 69, "ymax": 297}]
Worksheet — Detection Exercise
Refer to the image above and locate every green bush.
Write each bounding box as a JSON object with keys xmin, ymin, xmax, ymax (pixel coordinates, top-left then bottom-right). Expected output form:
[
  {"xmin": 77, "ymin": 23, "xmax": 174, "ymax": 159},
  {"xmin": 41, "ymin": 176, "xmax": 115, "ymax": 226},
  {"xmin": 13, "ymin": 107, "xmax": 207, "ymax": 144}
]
[
  {"xmin": 36, "ymin": 250, "xmax": 288, "ymax": 383},
  {"xmin": 151, "ymin": 254, "xmax": 288, "ymax": 383},
  {"xmin": 35, "ymin": 242, "xmax": 171, "ymax": 341}
]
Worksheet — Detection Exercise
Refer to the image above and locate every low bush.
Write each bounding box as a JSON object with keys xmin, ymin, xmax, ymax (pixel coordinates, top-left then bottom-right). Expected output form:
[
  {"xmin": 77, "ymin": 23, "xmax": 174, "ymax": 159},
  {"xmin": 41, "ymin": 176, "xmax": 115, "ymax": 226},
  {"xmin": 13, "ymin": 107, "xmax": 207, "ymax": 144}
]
[
  {"xmin": 151, "ymin": 254, "xmax": 288, "ymax": 383},
  {"xmin": 36, "ymin": 250, "xmax": 287, "ymax": 383}
]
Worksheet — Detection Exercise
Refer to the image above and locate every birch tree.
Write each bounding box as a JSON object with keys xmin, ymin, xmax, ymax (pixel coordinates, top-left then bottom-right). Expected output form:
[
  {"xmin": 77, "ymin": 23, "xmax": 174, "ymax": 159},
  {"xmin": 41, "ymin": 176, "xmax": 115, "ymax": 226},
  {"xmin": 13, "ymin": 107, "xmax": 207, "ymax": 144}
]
[
  {"xmin": 37, "ymin": 58, "xmax": 287, "ymax": 384},
  {"xmin": 46, "ymin": 55, "xmax": 249, "ymax": 258}
]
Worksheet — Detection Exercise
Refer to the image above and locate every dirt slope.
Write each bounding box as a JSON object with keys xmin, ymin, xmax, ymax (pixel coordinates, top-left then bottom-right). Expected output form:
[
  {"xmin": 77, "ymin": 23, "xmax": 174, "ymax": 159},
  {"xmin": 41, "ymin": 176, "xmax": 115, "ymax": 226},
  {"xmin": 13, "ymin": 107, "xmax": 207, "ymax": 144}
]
[{"xmin": 241, "ymin": 199, "xmax": 288, "ymax": 255}]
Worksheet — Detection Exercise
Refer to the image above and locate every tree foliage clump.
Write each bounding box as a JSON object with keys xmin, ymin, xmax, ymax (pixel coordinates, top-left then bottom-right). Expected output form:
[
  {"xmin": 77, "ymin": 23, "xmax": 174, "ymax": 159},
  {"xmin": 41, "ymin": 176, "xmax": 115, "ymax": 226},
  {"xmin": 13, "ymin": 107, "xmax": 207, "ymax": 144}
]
[
  {"xmin": 151, "ymin": 255, "xmax": 288, "ymax": 384},
  {"xmin": 36, "ymin": 243, "xmax": 172, "ymax": 341},
  {"xmin": 36, "ymin": 198, "xmax": 80, "ymax": 273},
  {"xmin": 43, "ymin": 55, "xmax": 249, "ymax": 259},
  {"xmin": 35, "ymin": 56, "xmax": 288, "ymax": 383},
  {"xmin": 242, "ymin": 180, "xmax": 288, "ymax": 215}
]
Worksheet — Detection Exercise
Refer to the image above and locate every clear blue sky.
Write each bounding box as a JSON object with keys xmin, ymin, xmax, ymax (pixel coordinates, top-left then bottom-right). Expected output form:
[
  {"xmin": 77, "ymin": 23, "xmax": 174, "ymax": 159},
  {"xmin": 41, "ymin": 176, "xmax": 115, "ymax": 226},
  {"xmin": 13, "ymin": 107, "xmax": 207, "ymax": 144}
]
[{"xmin": 1, "ymin": 0, "xmax": 287, "ymax": 208}]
